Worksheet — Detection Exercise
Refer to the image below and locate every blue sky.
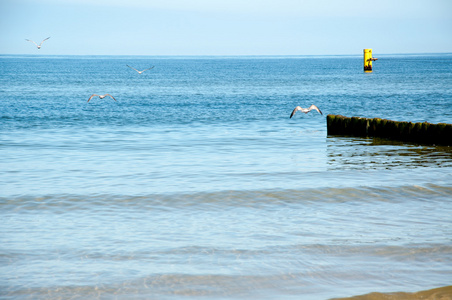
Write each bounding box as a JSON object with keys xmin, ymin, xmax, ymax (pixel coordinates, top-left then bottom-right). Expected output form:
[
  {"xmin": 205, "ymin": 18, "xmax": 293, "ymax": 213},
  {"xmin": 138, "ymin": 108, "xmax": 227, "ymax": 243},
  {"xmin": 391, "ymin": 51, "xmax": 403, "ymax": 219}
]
[{"xmin": 1, "ymin": 0, "xmax": 451, "ymax": 55}]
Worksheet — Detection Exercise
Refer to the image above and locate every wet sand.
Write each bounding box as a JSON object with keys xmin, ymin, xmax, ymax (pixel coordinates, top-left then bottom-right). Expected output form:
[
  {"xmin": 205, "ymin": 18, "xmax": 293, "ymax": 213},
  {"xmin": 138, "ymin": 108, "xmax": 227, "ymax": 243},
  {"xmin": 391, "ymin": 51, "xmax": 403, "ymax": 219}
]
[{"xmin": 332, "ymin": 286, "xmax": 452, "ymax": 300}]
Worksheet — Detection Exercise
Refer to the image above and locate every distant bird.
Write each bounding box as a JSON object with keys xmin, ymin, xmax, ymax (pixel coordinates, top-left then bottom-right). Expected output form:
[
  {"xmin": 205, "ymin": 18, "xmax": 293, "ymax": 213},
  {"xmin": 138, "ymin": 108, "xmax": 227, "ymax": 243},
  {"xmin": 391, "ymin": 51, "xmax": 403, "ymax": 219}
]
[
  {"xmin": 25, "ymin": 37, "xmax": 50, "ymax": 49},
  {"xmin": 290, "ymin": 105, "xmax": 323, "ymax": 118},
  {"xmin": 87, "ymin": 94, "xmax": 117, "ymax": 103},
  {"xmin": 127, "ymin": 65, "xmax": 154, "ymax": 74}
]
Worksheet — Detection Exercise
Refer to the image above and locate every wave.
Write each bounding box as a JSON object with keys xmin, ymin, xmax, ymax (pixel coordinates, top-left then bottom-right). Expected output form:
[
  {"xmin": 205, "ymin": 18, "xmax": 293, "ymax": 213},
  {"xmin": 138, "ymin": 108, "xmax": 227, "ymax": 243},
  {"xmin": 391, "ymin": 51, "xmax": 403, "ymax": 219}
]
[
  {"xmin": 1, "ymin": 184, "xmax": 450, "ymax": 212},
  {"xmin": 3, "ymin": 273, "xmax": 451, "ymax": 300}
]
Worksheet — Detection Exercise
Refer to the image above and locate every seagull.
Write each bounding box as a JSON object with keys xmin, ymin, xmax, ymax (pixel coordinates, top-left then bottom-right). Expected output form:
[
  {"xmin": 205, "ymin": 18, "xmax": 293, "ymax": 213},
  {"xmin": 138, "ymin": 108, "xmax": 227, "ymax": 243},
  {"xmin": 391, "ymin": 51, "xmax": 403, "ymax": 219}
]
[
  {"xmin": 87, "ymin": 94, "xmax": 117, "ymax": 103},
  {"xmin": 290, "ymin": 104, "xmax": 323, "ymax": 118},
  {"xmin": 127, "ymin": 65, "xmax": 154, "ymax": 74},
  {"xmin": 25, "ymin": 37, "xmax": 50, "ymax": 49}
]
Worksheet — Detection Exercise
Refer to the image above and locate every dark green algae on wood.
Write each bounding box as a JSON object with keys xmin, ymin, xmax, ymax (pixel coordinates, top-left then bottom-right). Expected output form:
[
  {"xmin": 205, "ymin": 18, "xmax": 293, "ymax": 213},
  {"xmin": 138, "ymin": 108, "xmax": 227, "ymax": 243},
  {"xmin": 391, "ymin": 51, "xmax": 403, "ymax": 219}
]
[{"xmin": 327, "ymin": 115, "xmax": 452, "ymax": 146}]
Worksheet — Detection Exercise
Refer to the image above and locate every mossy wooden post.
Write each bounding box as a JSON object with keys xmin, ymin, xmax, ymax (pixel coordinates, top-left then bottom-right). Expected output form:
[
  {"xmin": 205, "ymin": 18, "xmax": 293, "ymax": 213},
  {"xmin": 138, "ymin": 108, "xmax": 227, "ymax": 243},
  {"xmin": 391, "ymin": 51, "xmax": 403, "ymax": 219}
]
[{"xmin": 326, "ymin": 114, "xmax": 452, "ymax": 146}]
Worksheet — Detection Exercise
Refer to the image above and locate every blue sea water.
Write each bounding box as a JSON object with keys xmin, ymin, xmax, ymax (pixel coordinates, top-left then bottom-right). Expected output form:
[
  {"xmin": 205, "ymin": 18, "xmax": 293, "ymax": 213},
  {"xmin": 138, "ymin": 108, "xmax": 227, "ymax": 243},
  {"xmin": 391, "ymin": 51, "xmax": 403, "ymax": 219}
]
[{"xmin": 0, "ymin": 54, "xmax": 451, "ymax": 299}]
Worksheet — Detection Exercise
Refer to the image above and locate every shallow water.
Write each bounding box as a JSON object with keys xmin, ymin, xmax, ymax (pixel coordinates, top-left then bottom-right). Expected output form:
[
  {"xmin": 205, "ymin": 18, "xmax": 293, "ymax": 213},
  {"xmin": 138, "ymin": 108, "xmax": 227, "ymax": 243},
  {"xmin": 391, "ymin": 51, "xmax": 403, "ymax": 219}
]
[{"xmin": 1, "ymin": 54, "xmax": 451, "ymax": 299}]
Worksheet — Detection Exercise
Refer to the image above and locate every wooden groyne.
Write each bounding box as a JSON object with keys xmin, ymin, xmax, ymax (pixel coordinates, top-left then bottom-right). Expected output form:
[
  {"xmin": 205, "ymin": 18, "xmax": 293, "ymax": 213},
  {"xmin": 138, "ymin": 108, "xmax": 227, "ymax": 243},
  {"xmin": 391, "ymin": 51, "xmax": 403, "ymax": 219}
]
[{"xmin": 327, "ymin": 115, "xmax": 452, "ymax": 146}]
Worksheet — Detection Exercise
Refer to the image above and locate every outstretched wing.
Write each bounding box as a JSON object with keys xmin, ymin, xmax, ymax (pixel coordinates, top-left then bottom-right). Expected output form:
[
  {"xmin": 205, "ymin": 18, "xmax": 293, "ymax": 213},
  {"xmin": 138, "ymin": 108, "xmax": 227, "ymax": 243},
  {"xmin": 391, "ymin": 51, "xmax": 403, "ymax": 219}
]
[
  {"xmin": 308, "ymin": 104, "xmax": 322, "ymax": 115},
  {"xmin": 290, "ymin": 106, "xmax": 301, "ymax": 118},
  {"xmin": 105, "ymin": 94, "xmax": 117, "ymax": 101},
  {"xmin": 127, "ymin": 65, "xmax": 140, "ymax": 73},
  {"xmin": 25, "ymin": 39, "xmax": 38, "ymax": 46},
  {"xmin": 143, "ymin": 66, "xmax": 155, "ymax": 71},
  {"xmin": 87, "ymin": 94, "xmax": 98, "ymax": 102},
  {"xmin": 39, "ymin": 37, "xmax": 50, "ymax": 46}
]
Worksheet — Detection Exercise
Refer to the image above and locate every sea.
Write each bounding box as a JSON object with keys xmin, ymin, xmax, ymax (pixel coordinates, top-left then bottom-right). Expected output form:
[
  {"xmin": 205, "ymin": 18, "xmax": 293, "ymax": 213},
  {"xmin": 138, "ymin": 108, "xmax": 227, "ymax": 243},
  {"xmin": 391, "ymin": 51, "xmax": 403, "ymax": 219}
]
[{"xmin": 0, "ymin": 53, "xmax": 451, "ymax": 300}]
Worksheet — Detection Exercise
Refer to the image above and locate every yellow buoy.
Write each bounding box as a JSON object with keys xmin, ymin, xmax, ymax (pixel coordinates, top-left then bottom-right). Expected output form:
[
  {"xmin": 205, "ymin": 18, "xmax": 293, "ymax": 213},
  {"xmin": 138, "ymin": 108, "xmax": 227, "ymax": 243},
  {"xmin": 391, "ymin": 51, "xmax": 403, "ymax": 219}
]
[{"xmin": 364, "ymin": 49, "xmax": 378, "ymax": 72}]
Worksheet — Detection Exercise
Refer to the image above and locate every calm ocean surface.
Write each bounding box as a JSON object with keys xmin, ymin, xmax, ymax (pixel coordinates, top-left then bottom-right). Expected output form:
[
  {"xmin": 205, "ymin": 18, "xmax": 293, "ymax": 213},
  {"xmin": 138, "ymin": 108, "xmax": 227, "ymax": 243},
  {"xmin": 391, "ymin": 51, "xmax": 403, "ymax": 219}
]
[{"xmin": 1, "ymin": 54, "xmax": 451, "ymax": 299}]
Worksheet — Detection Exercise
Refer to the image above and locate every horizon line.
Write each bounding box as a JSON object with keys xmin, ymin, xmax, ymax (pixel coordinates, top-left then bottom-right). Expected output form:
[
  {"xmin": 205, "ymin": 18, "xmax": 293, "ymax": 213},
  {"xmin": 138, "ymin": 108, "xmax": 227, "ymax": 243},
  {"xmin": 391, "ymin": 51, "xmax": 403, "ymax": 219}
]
[{"xmin": 1, "ymin": 51, "xmax": 452, "ymax": 57}]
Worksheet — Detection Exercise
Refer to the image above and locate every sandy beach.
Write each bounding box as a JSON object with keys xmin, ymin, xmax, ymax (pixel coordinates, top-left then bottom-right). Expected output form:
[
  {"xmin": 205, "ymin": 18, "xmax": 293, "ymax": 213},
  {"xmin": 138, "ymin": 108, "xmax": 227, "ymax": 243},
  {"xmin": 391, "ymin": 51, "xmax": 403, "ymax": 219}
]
[{"xmin": 333, "ymin": 286, "xmax": 452, "ymax": 300}]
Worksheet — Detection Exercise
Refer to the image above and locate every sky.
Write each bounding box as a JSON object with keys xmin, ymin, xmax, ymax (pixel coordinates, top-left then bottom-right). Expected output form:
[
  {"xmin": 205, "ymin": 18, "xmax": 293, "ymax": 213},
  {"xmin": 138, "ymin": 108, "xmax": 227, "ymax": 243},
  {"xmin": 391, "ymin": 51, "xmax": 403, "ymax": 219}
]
[{"xmin": 1, "ymin": 0, "xmax": 451, "ymax": 56}]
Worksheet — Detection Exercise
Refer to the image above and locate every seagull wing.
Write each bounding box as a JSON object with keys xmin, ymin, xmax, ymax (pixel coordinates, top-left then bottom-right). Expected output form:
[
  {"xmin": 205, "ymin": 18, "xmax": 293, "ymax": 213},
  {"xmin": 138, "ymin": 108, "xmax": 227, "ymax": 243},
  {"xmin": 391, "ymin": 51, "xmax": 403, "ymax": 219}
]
[
  {"xmin": 290, "ymin": 106, "xmax": 301, "ymax": 118},
  {"xmin": 127, "ymin": 65, "xmax": 140, "ymax": 73},
  {"xmin": 25, "ymin": 39, "xmax": 38, "ymax": 46},
  {"xmin": 39, "ymin": 37, "xmax": 50, "ymax": 46},
  {"xmin": 308, "ymin": 104, "xmax": 323, "ymax": 115},
  {"xmin": 105, "ymin": 94, "xmax": 117, "ymax": 101},
  {"xmin": 87, "ymin": 94, "xmax": 98, "ymax": 102},
  {"xmin": 143, "ymin": 66, "xmax": 155, "ymax": 71}
]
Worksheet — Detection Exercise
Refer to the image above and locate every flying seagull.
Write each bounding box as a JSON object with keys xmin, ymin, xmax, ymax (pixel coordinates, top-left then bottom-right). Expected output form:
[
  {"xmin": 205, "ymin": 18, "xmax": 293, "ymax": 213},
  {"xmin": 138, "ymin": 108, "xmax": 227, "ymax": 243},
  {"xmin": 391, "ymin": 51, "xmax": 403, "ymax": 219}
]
[
  {"xmin": 87, "ymin": 94, "xmax": 117, "ymax": 103},
  {"xmin": 290, "ymin": 105, "xmax": 323, "ymax": 118},
  {"xmin": 127, "ymin": 65, "xmax": 154, "ymax": 74},
  {"xmin": 25, "ymin": 37, "xmax": 50, "ymax": 49}
]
